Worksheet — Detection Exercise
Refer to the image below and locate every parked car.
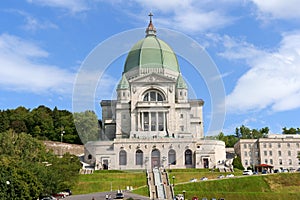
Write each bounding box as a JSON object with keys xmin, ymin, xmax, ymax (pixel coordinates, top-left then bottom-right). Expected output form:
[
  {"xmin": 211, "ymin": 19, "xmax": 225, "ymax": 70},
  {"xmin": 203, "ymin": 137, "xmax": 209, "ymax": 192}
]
[
  {"xmin": 200, "ymin": 177, "xmax": 208, "ymax": 181},
  {"xmin": 190, "ymin": 178, "xmax": 197, "ymax": 182},
  {"xmin": 115, "ymin": 192, "xmax": 124, "ymax": 199},
  {"xmin": 217, "ymin": 175, "xmax": 224, "ymax": 179},
  {"xmin": 243, "ymin": 170, "xmax": 253, "ymax": 175},
  {"xmin": 226, "ymin": 174, "xmax": 234, "ymax": 178},
  {"xmin": 192, "ymin": 196, "xmax": 199, "ymax": 200},
  {"xmin": 52, "ymin": 192, "xmax": 66, "ymax": 198},
  {"xmin": 282, "ymin": 169, "xmax": 289, "ymax": 173},
  {"xmin": 262, "ymin": 170, "xmax": 268, "ymax": 174}
]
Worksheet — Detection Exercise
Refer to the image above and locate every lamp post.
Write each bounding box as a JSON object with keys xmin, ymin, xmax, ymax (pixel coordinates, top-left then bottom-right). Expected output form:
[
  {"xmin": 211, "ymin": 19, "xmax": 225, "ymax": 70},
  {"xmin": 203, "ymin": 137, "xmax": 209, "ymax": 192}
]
[
  {"xmin": 172, "ymin": 176, "xmax": 175, "ymax": 187},
  {"xmin": 182, "ymin": 190, "xmax": 186, "ymax": 200},
  {"xmin": 61, "ymin": 130, "xmax": 65, "ymax": 157}
]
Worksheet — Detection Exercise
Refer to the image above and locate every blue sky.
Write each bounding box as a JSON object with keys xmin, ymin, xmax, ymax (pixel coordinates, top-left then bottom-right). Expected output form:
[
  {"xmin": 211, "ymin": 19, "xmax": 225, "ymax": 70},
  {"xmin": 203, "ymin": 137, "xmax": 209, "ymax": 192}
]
[{"xmin": 1, "ymin": 0, "xmax": 300, "ymax": 135}]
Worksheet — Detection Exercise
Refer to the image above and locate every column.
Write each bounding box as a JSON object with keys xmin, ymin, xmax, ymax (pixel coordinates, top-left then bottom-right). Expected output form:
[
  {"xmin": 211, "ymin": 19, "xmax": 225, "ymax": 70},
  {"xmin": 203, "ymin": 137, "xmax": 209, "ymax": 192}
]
[{"xmin": 141, "ymin": 112, "xmax": 144, "ymax": 131}]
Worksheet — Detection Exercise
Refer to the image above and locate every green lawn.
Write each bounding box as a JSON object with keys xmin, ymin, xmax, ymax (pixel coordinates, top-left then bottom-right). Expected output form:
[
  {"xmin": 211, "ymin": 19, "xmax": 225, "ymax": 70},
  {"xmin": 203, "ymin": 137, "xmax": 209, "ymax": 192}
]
[
  {"xmin": 73, "ymin": 169, "xmax": 300, "ymax": 200},
  {"xmin": 73, "ymin": 170, "xmax": 147, "ymax": 195}
]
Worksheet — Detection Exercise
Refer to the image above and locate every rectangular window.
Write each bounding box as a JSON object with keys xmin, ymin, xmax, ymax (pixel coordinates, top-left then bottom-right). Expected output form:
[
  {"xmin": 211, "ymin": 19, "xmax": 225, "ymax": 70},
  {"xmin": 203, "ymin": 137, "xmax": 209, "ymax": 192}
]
[
  {"xmin": 144, "ymin": 112, "xmax": 149, "ymax": 131},
  {"xmin": 289, "ymin": 159, "xmax": 292, "ymax": 165},
  {"xmin": 244, "ymin": 151, "xmax": 247, "ymax": 156},
  {"xmin": 269, "ymin": 151, "xmax": 272, "ymax": 156},
  {"xmin": 278, "ymin": 143, "xmax": 281, "ymax": 148},
  {"xmin": 158, "ymin": 112, "xmax": 164, "ymax": 131},
  {"xmin": 180, "ymin": 113, "xmax": 184, "ymax": 118},
  {"xmin": 180, "ymin": 125, "xmax": 184, "ymax": 132},
  {"xmin": 263, "ymin": 143, "xmax": 266, "ymax": 148},
  {"xmin": 287, "ymin": 143, "xmax": 291, "ymax": 147},
  {"xmin": 244, "ymin": 144, "xmax": 247, "ymax": 149},
  {"xmin": 264, "ymin": 159, "xmax": 268, "ymax": 164},
  {"xmin": 270, "ymin": 159, "xmax": 273, "ymax": 165},
  {"xmin": 264, "ymin": 151, "xmax": 267, "ymax": 156},
  {"xmin": 151, "ymin": 112, "xmax": 156, "ymax": 131},
  {"xmin": 297, "ymin": 143, "xmax": 300, "ymax": 148},
  {"xmin": 288, "ymin": 151, "xmax": 291, "ymax": 156},
  {"xmin": 245, "ymin": 160, "xmax": 248, "ymax": 165},
  {"xmin": 269, "ymin": 143, "xmax": 272, "ymax": 148},
  {"xmin": 279, "ymin": 159, "xmax": 282, "ymax": 165},
  {"xmin": 278, "ymin": 151, "xmax": 281, "ymax": 156}
]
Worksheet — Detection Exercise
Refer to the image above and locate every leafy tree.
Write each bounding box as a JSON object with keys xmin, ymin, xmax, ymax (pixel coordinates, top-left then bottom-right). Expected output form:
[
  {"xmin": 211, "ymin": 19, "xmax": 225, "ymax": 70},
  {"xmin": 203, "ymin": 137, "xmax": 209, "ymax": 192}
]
[
  {"xmin": 232, "ymin": 156, "xmax": 244, "ymax": 170},
  {"xmin": 235, "ymin": 125, "xmax": 269, "ymax": 139},
  {"xmin": 74, "ymin": 111, "xmax": 100, "ymax": 144},
  {"xmin": 0, "ymin": 130, "xmax": 81, "ymax": 199},
  {"xmin": 216, "ymin": 133, "xmax": 239, "ymax": 147},
  {"xmin": 282, "ymin": 127, "xmax": 300, "ymax": 134}
]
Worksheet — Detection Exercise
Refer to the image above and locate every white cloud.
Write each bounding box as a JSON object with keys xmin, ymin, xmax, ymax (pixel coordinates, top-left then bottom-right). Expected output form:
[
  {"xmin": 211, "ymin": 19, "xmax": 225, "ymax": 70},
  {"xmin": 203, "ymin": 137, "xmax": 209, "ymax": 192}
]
[
  {"xmin": 26, "ymin": 0, "xmax": 89, "ymax": 13},
  {"xmin": 222, "ymin": 32, "xmax": 300, "ymax": 113},
  {"xmin": 251, "ymin": 0, "xmax": 300, "ymax": 19},
  {"xmin": 0, "ymin": 33, "xmax": 75, "ymax": 94}
]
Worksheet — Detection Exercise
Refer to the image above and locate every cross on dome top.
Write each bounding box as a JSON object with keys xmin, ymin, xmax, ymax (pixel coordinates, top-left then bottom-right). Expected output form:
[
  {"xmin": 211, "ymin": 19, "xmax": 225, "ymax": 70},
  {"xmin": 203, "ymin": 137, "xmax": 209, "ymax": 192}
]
[{"xmin": 145, "ymin": 12, "xmax": 156, "ymax": 37}]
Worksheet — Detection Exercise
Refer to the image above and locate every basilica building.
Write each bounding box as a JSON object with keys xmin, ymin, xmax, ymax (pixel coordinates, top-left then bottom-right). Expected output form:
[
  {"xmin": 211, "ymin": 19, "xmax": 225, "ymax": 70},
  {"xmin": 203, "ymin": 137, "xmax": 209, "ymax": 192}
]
[{"xmin": 84, "ymin": 15, "xmax": 225, "ymax": 170}]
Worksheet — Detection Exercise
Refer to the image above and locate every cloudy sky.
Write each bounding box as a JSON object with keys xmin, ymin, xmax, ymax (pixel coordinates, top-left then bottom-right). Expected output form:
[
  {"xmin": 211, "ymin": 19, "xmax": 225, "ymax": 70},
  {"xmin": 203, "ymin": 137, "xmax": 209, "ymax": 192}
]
[{"xmin": 1, "ymin": 0, "xmax": 300, "ymax": 135}]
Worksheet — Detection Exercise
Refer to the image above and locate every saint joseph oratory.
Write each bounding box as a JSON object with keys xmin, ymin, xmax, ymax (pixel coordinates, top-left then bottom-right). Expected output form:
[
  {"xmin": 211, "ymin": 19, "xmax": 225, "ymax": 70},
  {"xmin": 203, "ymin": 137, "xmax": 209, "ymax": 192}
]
[{"xmin": 84, "ymin": 15, "xmax": 226, "ymax": 170}]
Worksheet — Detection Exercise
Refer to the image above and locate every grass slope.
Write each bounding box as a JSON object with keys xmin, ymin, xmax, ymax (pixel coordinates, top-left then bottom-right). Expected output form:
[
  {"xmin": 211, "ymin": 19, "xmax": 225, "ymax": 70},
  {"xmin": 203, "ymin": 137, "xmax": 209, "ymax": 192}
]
[
  {"xmin": 73, "ymin": 169, "xmax": 300, "ymax": 200},
  {"xmin": 173, "ymin": 173, "xmax": 300, "ymax": 200}
]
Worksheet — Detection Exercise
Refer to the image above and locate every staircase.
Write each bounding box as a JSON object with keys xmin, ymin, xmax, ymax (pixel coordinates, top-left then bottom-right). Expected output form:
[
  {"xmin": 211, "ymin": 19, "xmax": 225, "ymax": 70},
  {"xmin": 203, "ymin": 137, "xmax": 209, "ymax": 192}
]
[{"xmin": 147, "ymin": 168, "xmax": 174, "ymax": 200}]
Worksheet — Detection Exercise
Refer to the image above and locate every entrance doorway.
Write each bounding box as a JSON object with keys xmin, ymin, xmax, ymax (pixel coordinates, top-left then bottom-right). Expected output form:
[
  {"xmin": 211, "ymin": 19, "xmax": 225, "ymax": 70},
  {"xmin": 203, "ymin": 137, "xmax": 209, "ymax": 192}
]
[
  {"xmin": 151, "ymin": 149, "xmax": 160, "ymax": 168},
  {"xmin": 103, "ymin": 159, "xmax": 109, "ymax": 170},
  {"xmin": 203, "ymin": 158, "xmax": 209, "ymax": 168}
]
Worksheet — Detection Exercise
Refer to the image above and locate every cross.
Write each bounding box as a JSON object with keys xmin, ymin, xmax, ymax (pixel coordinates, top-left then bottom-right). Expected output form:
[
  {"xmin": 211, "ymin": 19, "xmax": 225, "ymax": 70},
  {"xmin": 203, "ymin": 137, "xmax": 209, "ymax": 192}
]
[{"xmin": 149, "ymin": 12, "xmax": 153, "ymax": 22}]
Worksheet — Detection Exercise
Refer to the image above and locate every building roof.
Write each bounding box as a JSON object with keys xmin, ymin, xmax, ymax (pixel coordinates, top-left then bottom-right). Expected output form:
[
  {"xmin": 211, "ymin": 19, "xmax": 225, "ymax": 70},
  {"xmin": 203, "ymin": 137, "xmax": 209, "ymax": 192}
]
[
  {"xmin": 117, "ymin": 73, "xmax": 129, "ymax": 89},
  {"xmin": 123, "ymin": 14, "xmax": 180, "ymax": 74},
  {"xmin": 176, "ymin": 74, "xmax": 187, "ymax": 89}
]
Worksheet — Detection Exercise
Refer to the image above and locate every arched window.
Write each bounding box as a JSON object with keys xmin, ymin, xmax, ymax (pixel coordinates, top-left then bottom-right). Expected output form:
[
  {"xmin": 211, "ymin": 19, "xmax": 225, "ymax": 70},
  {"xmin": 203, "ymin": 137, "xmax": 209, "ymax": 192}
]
[
  {"xmin": 143, "ymin": 90, "xmax": 165, "ymax": 102},
  {"xmin": 119, "ymin": 150, "xmax": 127, "ymax": 165},
  {"xmin": 185, "ymin": 149, "xmax": 192, "ymax": 165},
  {"xmin": 168, "ymin": 149, "xmax": 176, "ymax": 165},
  {"xmin": 136, "ymin": 150, "xmax": 143, "ymax": 165}
]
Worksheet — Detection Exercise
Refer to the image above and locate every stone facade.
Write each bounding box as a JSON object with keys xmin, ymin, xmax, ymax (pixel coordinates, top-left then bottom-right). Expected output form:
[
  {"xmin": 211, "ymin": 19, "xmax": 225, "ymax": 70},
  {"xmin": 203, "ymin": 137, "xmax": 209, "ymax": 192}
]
[
  {"xmin": 234, "ymin": 134, "xmax": 300, "ymax": 170},
  {"xmin": 84, "ymin": 17, "xmax": 226, "ymax": 170}
]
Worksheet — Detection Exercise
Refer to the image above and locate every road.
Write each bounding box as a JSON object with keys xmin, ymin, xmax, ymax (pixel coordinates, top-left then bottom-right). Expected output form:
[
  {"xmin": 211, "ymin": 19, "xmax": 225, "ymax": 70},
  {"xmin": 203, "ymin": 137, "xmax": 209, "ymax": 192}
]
[{"xmin": 66, "ymin": 191, "xmax": 149, "ymax": 200}]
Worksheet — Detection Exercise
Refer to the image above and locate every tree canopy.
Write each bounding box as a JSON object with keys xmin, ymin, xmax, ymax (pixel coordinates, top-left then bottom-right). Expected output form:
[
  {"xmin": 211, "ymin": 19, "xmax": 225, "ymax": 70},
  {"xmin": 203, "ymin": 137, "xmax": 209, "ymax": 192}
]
[
  {"xmin": 0, "ymin": 105, "xmax": 99, "ymax": 144},
  {"xmin": 0, "ymin": 130, "xmax": 81, "ymax": 199}
]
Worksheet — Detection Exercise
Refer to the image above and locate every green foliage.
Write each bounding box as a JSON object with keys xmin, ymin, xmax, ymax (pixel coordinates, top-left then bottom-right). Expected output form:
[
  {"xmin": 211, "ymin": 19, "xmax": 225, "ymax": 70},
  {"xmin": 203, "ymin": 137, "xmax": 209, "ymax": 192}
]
[
  {"xmin": 0, "ymin": 130, "xmax": 81, "ymax": 199},
  {"xmin": 282, "ymin": 127, "xmax": 300, "ymax": 134},
  {"xmin": 0, "ymin": 105, "xmax": 82, "ymax": 144},
  {"xmin": 216, "ymin": 132, "xmax": 239, "ymax": 147},
  {"xmin": 232, "ymin": 156, "xmax": 244, "ymax": 170},
  {"xmin": 73, "ymin": 111, "xmax": 100, "ymax": 144},
  {"xmin": 235, "ymin": 125, "xmax": 269, "ymax": 139}
]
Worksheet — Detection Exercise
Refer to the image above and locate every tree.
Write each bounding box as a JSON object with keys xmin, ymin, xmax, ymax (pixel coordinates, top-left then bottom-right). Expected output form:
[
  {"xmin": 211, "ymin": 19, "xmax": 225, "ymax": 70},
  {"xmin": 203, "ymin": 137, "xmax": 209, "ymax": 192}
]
[
  {"xmin": 282, "ymin": 127, "xmax": 300, "ymax": 134},
  {"xmin": 0, "ymin": 130, "xmax": 81, "ymax": 199},
  {"xmin": 73, "ymin": 111, "xmax": 100, "ymax": 144},
  {"xmin": 232, "ymin": 156, "xmax": 244, "ymax": 170}
]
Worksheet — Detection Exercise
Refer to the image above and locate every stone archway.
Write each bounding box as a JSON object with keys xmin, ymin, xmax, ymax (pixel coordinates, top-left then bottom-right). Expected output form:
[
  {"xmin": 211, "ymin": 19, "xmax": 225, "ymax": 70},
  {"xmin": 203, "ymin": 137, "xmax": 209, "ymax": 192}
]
[{"xmin": 151, "ymin": 149, "xmax": 160, "ymax": 168}]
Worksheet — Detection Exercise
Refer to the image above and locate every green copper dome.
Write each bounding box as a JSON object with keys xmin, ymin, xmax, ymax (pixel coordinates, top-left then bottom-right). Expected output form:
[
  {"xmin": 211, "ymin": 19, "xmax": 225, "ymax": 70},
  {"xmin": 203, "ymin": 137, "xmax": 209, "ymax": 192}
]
[{"xmin": 124, "ymin": 17, "xmax": 179, "ymax": 74}]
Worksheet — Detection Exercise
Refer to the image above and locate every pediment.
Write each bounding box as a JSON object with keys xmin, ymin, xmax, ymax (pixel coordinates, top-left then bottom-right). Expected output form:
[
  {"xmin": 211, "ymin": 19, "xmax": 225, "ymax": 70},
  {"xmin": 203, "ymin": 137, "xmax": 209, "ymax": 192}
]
[{"xmin": 130, "ymin": 73, "xmax": 176, "ymax": 84}]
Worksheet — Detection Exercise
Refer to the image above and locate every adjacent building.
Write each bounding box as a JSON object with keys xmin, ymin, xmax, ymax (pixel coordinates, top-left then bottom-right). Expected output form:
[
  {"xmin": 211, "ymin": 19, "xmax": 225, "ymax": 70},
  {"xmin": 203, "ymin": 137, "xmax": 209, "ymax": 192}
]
[
  {"xmin": 83, "ymin": 15, "xmax": 226, "ymax": 170},
  {"xmin": 234, "ymin": 134, "xmax": 300, "ymax": 171}
]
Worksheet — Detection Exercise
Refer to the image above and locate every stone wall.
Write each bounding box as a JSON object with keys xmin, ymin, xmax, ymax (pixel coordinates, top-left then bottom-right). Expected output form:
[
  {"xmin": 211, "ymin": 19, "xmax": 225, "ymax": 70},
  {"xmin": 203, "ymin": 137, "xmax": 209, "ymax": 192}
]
[{"xmin": 43, "ymin": 140, "xmax": 84, "ymax": 156}]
